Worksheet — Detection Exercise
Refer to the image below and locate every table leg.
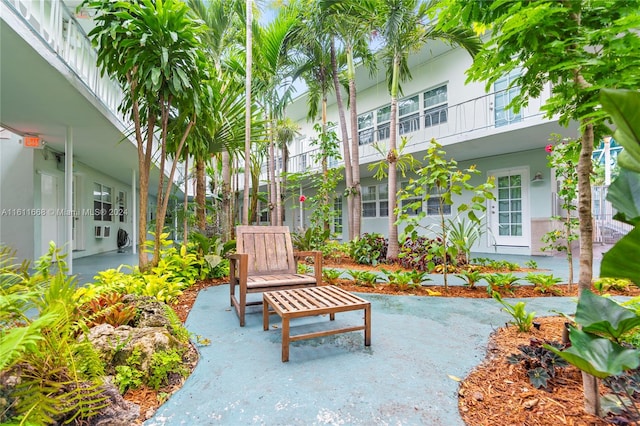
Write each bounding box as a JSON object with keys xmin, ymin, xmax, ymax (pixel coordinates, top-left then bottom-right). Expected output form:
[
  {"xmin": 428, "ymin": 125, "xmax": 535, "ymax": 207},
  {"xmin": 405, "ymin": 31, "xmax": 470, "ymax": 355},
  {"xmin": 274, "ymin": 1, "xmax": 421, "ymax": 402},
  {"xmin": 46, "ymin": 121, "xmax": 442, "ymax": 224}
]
[
  {"xmin": 263, "ymin": 298, "xmax": 269, "ymax": 331},
  {"xmin": 282, "ymin": 317, "xmax": 290, "ymax": 362},
  {"xmin": 364, "ymin": 304, "xmax": 371, "ymax": 346}
]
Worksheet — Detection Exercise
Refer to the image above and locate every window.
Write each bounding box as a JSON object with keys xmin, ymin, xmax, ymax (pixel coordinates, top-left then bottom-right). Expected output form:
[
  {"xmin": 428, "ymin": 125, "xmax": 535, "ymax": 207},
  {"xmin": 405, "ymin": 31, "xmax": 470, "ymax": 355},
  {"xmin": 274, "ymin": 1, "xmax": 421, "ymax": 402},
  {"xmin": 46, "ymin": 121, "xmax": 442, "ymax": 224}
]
[
  {"xmin": 376, "ymin": 105, "xmax": 391, "ymax": 141},
  {"xmin": 398, "ymin": 95, "xmax": 420, "ymax": 135},
  {"xmin": 93, "ymin": 182, "xmax": 112, "ymax": 221},
  {"xmin": 424, "ymin": 85, "xmax": 448, "ymax": 128},
  {"xmin": 362, "ymin": 185, "xmax": 377, "ymax": 217},
  {"xmin": 361, "ymin": 184, "xmax": 389, "ymax": 218},
  {"xmin": 358, "ymin": 112, "xmax": 374, "ymax": 145},
  {"xmin": 426, "ymin": 184, "xmax": 452, "ymax": 216},
  {"xmin": 118, "ymin": 191, "xmax": 127, "ymax": 223},
  {"xmin": 494, "ymin": 69, "xmax": 522, "ymax": 127},
  {"xmin": 333, "ymin": 197, "xmax": 343, "ymax": 235},
  {"xmin": 400, "ymin": 181, "xmax": 422, "ymax": 216},
  {"xmin": 259, "ymin": 201, "xmax": 269, "ymax": 223}
]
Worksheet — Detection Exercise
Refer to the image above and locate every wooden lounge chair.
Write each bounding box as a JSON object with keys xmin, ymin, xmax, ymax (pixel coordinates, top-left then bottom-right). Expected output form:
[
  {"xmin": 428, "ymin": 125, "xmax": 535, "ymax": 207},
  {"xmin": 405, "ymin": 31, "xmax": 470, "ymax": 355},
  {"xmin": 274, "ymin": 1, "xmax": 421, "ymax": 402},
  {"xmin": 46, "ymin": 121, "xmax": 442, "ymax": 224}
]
[{"xmin": 229, "ymin": 225, "xmax": 323, "ymax": 326}]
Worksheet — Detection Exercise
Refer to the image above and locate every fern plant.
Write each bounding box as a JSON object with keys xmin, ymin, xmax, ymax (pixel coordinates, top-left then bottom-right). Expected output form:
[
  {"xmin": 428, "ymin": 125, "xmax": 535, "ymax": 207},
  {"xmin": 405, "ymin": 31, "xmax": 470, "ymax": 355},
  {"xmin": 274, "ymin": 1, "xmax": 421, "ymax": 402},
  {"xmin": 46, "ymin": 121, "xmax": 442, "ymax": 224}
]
[{"xmin": 1, "ymin": 244, "xmax": 109, "ymax": 425}]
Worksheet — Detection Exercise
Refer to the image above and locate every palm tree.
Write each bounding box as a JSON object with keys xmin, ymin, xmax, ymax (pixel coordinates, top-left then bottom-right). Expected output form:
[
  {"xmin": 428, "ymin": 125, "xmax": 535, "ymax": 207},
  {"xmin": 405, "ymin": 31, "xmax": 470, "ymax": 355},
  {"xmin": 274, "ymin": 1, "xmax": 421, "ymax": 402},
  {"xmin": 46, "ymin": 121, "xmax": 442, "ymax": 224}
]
[
  {"xmin": 289, "ymin": 0, "xmax": 338, "ymax": 231},
  {"xmin": 320, "ymin": 0, "xmax": 377, "ymax": 240},
  {"xmin": 85, "ymin": 0, "xmax": 210, "ymax": 269},
  {"xmin": 251, "ymin": 7, "xmax": 299, "ymax": 226},
  {"xmin": 188, "ymin": 0, "xmax": 246, "ymax": 240},
  {"xmin": 371, "ymin": 0, "xmax": 481, "ymax": 260}
]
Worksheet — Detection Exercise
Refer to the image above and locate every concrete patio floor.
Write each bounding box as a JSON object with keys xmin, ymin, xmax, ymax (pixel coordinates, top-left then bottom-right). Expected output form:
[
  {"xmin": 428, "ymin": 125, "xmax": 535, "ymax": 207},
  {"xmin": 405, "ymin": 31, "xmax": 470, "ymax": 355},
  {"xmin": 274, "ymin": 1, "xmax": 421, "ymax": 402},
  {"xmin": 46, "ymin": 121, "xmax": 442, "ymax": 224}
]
[{"xmin": 69, "ymin": 247, "xmax": 613, "ymax": 425}]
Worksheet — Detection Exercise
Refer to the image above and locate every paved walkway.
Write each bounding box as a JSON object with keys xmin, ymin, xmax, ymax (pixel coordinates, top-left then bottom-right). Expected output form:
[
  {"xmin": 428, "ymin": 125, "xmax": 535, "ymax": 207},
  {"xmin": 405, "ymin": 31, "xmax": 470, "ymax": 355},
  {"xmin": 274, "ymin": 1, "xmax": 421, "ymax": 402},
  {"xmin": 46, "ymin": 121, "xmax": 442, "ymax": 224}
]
[{"xmin": 68, "ymin": 247, "xmax": 611, "ymax": 425}]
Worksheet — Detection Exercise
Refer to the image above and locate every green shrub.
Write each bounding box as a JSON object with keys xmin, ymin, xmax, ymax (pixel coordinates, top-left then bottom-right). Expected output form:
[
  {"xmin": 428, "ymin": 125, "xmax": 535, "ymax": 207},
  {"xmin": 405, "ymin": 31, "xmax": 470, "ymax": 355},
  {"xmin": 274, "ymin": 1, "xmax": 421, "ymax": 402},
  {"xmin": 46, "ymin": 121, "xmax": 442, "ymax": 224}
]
[{"xmin": 348, "ymin": 233, "xmax": 387, "ymax": 266}]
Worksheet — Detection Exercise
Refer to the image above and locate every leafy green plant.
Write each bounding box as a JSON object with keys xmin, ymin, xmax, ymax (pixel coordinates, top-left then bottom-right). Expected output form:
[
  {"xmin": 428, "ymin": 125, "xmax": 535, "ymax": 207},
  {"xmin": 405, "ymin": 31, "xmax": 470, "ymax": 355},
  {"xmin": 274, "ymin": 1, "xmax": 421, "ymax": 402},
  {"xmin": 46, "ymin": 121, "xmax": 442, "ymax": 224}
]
[
  {"xmin": 81, "ymin": 292, "xmax": 137, "ymax": 328},
  {"xmin": 455, "ymin": 269, "xmax": 484, "ymax": 289},
  {"xmin": 345, "ymin": 270, "xmax": 379, "ymax": 287},
  {"xmin": 1, "ymin": 243, "xmax": 108, "ymax": 424},
  {"xmin": 525, "ymin": 260, "xmax": 538, "ymax": 269},
  {"xmin": 446, "ymin": 217, "xmax": 485, "ymax": 265},
  {"xmin": 406, "ymin": 270, "xmax": 431, "ymax": 286},
  {"xmin": 148, "ymin": 348, "xmax": 188, "ymax": 391},
  {"xmin": 321, "ymin": 240, "xmax": 349, "ymax": 263},
  {"xmin": 524, "ymin": 273, "xmax": 563, "ymax": 295},
  {"xmin": 297, "ymin": 263, "xmax": 312, "ymax": 274},
  {"xmin": 385, "ymin": 271, "xmax": 419, "ymax": 291},
  {"xmin": 322, "ymin": 268, "xmax": 342, "ymax": 285},
  {"xmin": 397, "ymin": 139, "xmax": 495, "ymax": 289},
  {"xmin": 188, "ymin": 231, "xmax": 234, "ymax": 277},
  {"xmin": 292, "ymin": 226, "xmax": 330, "ymax": 251},
  {"xmin": 593, "ymin": 277, "xmax": 633, "ymax": 294},
  {"xmin": 348, "ymin": 233, "xmax": 388, "ymax": 266},
  {"xmin": 488, "ymin": 259, "xmax": 520, "ymax": 271},
  {"xmin": 493, "ymin": 292, "xmax": 535, "ymax": 332},
  {"xmin": 483, "ymin": 273, "xmax": 521, "ymax": 295},
  {"xmin": 541, "ymin": 136, "xmax": 580, "ymax": 288},
  {"xmin": 506, "ymin": 339, "xmax": 569, "ymax": 389}
]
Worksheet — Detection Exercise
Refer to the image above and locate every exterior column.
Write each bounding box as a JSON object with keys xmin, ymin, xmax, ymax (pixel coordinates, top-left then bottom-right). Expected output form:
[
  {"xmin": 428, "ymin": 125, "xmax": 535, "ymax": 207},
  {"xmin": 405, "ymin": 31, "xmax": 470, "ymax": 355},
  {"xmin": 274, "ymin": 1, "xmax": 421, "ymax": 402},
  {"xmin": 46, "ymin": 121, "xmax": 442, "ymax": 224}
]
[{"xmin": 65, "ymin": 127, "xmax": 73, "ymax": 274}]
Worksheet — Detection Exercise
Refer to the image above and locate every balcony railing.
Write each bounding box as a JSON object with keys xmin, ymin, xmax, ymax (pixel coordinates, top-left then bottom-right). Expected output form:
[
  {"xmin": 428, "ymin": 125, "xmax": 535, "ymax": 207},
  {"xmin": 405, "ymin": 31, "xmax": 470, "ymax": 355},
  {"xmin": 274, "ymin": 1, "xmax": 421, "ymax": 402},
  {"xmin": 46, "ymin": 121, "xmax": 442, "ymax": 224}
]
[
  {"xmin": 280, "ymin": 84, "xmax": 553, "ymax": 179},
  {"xmin": 4, "ymin": 0, "xmax": 186, "ymax": 185}
]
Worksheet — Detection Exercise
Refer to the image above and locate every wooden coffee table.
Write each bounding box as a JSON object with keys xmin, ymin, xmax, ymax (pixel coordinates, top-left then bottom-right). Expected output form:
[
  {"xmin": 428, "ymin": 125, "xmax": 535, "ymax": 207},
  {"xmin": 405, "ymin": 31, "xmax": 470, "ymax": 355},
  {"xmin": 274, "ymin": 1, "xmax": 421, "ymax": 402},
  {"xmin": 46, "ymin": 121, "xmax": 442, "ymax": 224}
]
[{"xmin": 263, "ymin": 285, "xmax": 371, "ymax": 362}]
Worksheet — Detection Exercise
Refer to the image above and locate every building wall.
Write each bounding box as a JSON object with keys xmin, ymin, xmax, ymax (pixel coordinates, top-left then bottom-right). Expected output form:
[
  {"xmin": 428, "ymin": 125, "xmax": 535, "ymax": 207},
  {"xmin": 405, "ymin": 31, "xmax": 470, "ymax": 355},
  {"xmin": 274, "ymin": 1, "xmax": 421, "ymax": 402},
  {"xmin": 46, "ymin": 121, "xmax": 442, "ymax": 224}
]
[{"xmin": 0, "ymin": 133, "xmax": 35, "ymax": 262}]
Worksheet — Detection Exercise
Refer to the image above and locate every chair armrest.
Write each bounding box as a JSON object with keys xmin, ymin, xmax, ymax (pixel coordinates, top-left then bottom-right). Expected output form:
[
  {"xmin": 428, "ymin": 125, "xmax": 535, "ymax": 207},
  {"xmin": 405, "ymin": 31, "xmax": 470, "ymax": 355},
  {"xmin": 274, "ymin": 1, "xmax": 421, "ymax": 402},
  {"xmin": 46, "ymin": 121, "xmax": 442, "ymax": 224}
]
[
  {"xmin": 228, "ymin": 253, "xmax": 248, "ymax": 287},
  {"xmin": 294, "ymin": 251, "xmax": 323, "ymax": 285}
]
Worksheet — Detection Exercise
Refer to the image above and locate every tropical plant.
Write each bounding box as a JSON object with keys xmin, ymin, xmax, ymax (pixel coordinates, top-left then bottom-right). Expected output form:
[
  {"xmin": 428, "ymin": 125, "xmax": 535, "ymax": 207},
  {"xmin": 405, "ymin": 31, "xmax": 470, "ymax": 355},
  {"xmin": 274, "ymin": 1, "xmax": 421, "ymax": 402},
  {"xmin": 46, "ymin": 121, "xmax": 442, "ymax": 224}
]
[
  {"xmin": 492, "ymin": 292, "xmax": 535, "ymax": 332},
  {"xmin": 292, "ymin": 226, "xmax": 330, "ymax": 251},
  {"xmin": 398, "ymin": 140, "xmax": 495, "ymax": 290},
  {"xmin": 385, "ymin": 270, "xmax": 420, "ymax": 291},
  {"xmin": 524, "ymin": 273, "xmax": 563, "ymax": 295},
  {"xmin": 345, "ymin": 270, "xmax": 379, "ymax": 287},
  {"xmin": 541, "ymin": 136, "xmax": 580, "ymax": 288},
  {"xmin": 1, "ymin": 244, "xmax": 107, "ymax": 424},
  {"xmin": 484, "ymin": 273, "xmax": 520, "ymax": 296},
  {"xmin": 525, "ymin": 260, "xmax": 538, "ymax": 269},
  {"xmin": 455, "ymin": 269, "xmax": 484, "ymax": 289},
  {"xmin": 600, "ymin": 88, "xmax": 640, "ymax": 286},
  {"xmin": 436, "ymin": 1, "xmax": 640, "ymax": 412},
  {"xmin": 348, "ymin": 233, "xmax": 388, "ymax": 266},
  {"xmin": 593, "ymin": 277, "xmax": 633, "ymax": 294},
  {"xmin": 506, "ymin": 339, "xmax": 569, "ymax": 389},
  {"xmin": 84, "ymin": 0, "xmax": 210, "ymax": 270},
  {"xmin": 546, "ymin": 290, "xmax": 640, "ymax": 418},
  {"xmin": 446, "ymin": 217, "xmax": 485, "ymax": 266},
  {"xmin": 322, "ymin": 268, "xmax": 343, "ymax": 285}
]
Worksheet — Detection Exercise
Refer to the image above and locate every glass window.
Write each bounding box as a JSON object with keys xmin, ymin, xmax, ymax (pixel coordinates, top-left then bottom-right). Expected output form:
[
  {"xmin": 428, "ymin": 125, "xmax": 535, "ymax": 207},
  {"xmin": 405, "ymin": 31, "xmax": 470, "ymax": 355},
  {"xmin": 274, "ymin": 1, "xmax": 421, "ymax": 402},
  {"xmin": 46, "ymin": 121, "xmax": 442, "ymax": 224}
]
[
  {"xmin": 423, "ymin": 85, "xmax": 448, "ymax": 128},
  {"xmin": 424, "ymin": 85, "xmax": 447, "ymax": 108},
  {"xmin": 333, "ymin": 197, "xmax": 343, "ymax": 234},
  {"xmin": 376, "ymin": 105, "xmax": 391, "ymax": 141},
  {"xmin": 494, "ymin": 69, "xmax": 522, "ymax": 127},
  {"xmin": 377, "ymin": 105, "xmax": 391, "ymax": 123},
  {"xmin": 93, "ymin": 183, "xmax": 113, "ymax": 222},
  {"xmin": 358, "ymin": 111, "xmax": 374, "ymax": 145},
  {"xmin": 399, "ymin": 95, "xmax": 419, "ymax": 116},
  {"xmin": 400, "ymin": 181, "xmax": 422, "ymax": 216},
  {"xmin": 118, "ymin": 191, "xmax": 126, "ymax": 223}
]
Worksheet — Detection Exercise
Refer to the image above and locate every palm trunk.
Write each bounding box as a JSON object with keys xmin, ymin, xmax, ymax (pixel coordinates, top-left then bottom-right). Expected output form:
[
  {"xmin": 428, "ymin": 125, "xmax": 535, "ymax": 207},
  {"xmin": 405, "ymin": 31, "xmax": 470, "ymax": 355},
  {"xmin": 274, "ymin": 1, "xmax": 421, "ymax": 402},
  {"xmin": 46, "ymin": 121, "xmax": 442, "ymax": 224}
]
[
  {"xmin": 221, "ymin": 150, "xmax": 232, "ymax": 242},
  {"xmin": 322, "ymin": 95, "xmax": 330, "ymax": 232},
  {"xmin": 347, "ymin": 48, "xmax": 361, "ymax": 238},
  {"xmin": 330, "ymin": 37, "xmax": 353, "ymax": 239},
  {"xmin": 183, "ymin": 152, "xmax": 189, "ymax": 244},
  {"xmin": 387, "ymin": 56, "xmax": 401, "ymax": 260},
  {"xmin": 242, "ymin": 0, "xmax": 253, "ymax": 225},
  {"xmin": 196, "ymin": 158, "xmax": 206, "ymax": 230}
]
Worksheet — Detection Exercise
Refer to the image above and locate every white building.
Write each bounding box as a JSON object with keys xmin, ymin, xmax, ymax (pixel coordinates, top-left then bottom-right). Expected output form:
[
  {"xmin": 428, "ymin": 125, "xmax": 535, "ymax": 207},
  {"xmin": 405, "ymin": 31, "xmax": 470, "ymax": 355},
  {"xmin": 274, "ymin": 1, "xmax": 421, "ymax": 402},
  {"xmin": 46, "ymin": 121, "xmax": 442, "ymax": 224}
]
[
  {"xmin": 0, "ymin": 0, "xmax": 187, "ymax": 269},
  {"xmin": 277, "ymin": 40, "xmax": 581, "ymax": 256}
]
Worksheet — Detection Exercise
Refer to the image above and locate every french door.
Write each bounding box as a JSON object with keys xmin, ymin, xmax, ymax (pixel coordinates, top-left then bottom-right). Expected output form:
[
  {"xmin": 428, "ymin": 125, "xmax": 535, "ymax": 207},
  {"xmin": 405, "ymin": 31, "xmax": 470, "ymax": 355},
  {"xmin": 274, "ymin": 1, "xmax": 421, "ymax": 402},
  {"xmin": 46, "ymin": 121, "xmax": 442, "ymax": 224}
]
[{"xmin": 488, "ymin": 167, "xmax": 530, "ymax": 247}]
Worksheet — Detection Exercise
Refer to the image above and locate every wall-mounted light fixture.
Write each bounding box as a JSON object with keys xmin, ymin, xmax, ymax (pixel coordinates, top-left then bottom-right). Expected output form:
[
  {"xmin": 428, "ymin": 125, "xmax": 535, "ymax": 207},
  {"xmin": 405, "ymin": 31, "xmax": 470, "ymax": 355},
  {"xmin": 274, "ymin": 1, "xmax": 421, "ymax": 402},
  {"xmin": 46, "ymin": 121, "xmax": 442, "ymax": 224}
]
[{"xmin": 531, "ymin": 171, "xmax": 544, "ymax": 183}]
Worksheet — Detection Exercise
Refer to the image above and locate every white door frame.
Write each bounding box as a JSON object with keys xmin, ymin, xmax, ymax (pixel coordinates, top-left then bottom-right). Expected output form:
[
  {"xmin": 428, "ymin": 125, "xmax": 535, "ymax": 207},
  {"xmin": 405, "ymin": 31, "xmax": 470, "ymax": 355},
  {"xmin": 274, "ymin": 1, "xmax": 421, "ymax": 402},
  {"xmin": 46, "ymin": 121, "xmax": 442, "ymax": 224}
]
[{"xmin": 487, "ymin": 166, "xmax": 531, "ymax": 247}]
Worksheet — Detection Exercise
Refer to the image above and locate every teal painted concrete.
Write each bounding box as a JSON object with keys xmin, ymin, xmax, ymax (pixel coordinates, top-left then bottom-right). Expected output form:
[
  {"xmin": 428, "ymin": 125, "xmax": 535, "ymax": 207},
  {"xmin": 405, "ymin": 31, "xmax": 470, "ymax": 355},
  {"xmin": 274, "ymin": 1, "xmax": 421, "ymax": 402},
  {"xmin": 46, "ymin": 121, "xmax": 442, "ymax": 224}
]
[{"xmin": 71, "ymin": 248, "xmax": 613, "ymax": 425}]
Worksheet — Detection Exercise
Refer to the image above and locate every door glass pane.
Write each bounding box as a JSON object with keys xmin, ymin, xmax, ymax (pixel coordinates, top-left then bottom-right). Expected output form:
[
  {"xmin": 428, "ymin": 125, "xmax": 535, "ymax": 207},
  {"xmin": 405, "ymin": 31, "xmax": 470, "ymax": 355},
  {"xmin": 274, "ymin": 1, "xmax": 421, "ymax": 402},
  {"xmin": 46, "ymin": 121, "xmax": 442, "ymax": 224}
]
[{"xmin": 496, "ymin": 172, "xmax": 523, "ymax": 237}]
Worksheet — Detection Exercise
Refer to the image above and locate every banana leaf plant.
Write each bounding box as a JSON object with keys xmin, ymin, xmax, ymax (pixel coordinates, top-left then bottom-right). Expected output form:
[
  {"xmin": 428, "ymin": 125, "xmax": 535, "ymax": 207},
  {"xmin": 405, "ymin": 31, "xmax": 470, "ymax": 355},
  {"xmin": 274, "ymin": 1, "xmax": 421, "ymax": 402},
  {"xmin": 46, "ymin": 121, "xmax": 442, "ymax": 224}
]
[{"xmin": 599, "ymin": 89, "xmax": 640, "ymax": 284}]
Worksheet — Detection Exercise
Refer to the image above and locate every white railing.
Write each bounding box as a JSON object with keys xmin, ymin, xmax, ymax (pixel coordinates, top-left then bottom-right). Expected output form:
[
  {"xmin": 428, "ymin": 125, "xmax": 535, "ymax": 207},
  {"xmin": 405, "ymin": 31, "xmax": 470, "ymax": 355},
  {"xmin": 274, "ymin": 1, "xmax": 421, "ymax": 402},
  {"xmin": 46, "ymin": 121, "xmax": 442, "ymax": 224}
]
[
  {"xmin": 280, "ymin": 84, "xmax": 553, "ymax": 179},
  {"xmin": 592, "ymin": 185, "xmax": 632, "ymax": 243},
  {"xmin": 4, "ymin": 0, "xmax": 186, "ymax": 184}
]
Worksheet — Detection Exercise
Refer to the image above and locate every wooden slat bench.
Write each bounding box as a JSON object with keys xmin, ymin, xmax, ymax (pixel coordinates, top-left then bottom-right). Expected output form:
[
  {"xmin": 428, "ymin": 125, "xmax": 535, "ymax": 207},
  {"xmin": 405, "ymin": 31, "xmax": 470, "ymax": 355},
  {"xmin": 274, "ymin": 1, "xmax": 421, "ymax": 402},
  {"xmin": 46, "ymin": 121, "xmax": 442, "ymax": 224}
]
[{"xmin": 262, "ymin": 285, "xmax": 371, "ymax": 362}]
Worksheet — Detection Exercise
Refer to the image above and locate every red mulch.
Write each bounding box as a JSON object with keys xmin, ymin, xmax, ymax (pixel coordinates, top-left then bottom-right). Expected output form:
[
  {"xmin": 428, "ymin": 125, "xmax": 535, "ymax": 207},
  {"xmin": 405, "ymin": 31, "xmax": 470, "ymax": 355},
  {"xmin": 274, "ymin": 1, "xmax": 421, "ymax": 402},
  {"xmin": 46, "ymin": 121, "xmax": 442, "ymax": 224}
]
[{"xmin": 124, "ymin": 263, "xmax": 639, "ymax": 425}]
